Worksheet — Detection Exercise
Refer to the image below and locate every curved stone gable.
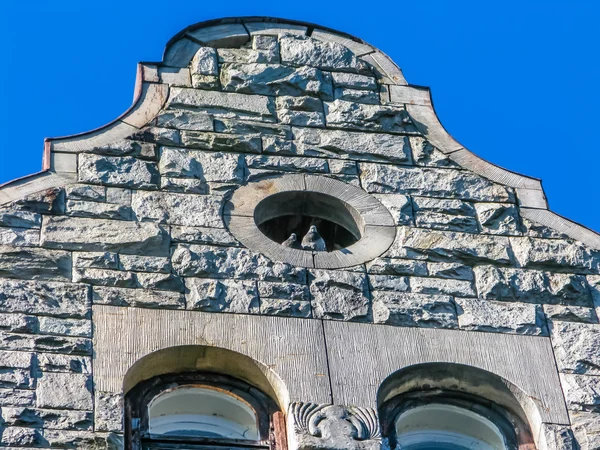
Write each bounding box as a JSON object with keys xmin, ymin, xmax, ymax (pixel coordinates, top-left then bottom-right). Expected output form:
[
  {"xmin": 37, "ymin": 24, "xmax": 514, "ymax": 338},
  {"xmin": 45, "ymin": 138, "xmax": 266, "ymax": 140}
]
[{"xmin": 0, "ymin": 17, "xmax": 598, "ymax": 449}]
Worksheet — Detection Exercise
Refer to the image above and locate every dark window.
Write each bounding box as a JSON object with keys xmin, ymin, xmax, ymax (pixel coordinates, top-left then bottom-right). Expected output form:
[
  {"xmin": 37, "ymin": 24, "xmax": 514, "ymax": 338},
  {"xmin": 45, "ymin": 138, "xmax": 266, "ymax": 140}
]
[{"xmin": 125, "ymin": 373, "xmax": 286, "ymax": 450}]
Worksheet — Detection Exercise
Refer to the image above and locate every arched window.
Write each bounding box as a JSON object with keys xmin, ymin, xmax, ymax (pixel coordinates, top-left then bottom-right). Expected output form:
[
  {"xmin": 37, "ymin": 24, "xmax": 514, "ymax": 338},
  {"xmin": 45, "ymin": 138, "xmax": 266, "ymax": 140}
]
[
  {"xmin": 380, "ymin": 391, "xmax": 526, "ymax": 450},
  {"xmin": 125, "ymin": 372, "xmax": 285, "ymax": 450}
]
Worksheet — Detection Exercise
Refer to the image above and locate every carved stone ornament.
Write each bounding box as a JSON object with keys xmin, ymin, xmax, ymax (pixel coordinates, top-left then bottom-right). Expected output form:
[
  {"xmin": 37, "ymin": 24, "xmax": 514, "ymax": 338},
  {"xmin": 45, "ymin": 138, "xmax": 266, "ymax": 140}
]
[{"xmin": 289, "ymin": 402, "xmax": 382, "ymax": 450}]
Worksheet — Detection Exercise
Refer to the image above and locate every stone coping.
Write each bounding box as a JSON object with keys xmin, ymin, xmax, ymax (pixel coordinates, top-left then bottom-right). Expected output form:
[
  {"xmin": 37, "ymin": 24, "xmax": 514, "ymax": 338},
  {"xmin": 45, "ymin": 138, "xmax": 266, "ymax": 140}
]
[
  {"xmin": 225, "ymin": 174, "xmax": 396, "ymax": 269},
  {"xmin": 0, "ymin": 16, "xmax": 597, "ymax": 251}
]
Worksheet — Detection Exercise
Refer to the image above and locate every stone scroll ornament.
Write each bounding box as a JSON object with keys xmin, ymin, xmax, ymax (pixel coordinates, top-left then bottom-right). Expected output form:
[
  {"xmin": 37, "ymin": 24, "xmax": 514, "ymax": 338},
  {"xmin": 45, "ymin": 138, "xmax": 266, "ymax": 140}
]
[{"xmin": 289, "ymin": 402, "xmax": 381, "ymax": 450}]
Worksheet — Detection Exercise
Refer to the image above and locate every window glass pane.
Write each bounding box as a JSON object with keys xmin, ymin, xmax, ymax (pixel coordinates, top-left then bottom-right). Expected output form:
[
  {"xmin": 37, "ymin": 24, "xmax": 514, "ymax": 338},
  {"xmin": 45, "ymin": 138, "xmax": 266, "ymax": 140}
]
[
  {"xmin": 395, "ymin": 404, "xmax": 507, "ymax": 450},
  {"xmin": 148, "ymin": 386, "xmax": 260, "ymax": 440}
]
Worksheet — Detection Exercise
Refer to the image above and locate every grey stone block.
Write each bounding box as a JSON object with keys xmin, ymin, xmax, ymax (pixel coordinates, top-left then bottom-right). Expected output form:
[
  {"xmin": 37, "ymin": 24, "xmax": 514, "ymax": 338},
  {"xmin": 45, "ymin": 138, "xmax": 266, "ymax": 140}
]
[
  {"xmin": 324, "ymin": 100, "xmax": 417, "ymax": 133},
  {"xmin": 0, "ymin": 209, "xmax": 41, "ymax": 229},
  {"xmin": 475, "ymin": 202, "xmax": 521, "ymax": 236},
  {"xmin": 190, "ymin": 47, "xmax": 218, "ymax": 75},
  {"xmin": 131, "ymin": 191, "xmax": 223, "ymax": 228},
  {"xmin": 36, "ymin": 373, "xmax": 92, "ymax": 410},
  {"xmin": 331, "ymin": 72, "xmax": 377, "ymax": 90},
  {"xmin": 187, "ymin": 278, "xmax": 259, "ymax": 314},
  {"xmin": 38, "ymin": 317, "xmax": 91, "ymax": 338},
  {"xmin": 170, "ymin": 225, "xmax": 239, "ymax": 246},
  {"xmin": 1, "ymin": 407, "xmax": 92, "ymax": 430},
  {"xmin": 181, "ymin": 131, "xmax": 262, "ymax": 153},
  {"xmin": 368, "ymin": 275, "xmax": 409, "ymax": 292},
  {"xmin": 215, "ymin": 118, "xmax": 292, "ymax": 138},
  {"xmin": 372, "ymin": 292, "xmax": 457, "ymax": 329},
  {"xmin": 456, "ymin": 298, "xmax": 546, "ymax": 335},
  {"xmin": 366, "ymin": 258, "xmax": 428, "ymax": 276},
  {"xmin": 552, "ymin": 321, "xmax": 600, "ymax": 374},
  {"xmin": 572, "ymin": 411, "xmax": 600, "ymax": 450},
  {"xmin": 118, "ymin": 255, "xmax": 170, "ymax": 273},
  {"xmin": 65, "ymin": 185, "xmax": 106, "ymax": 202},
  {"xmin": 245, "ymin": 155, "xmax": 328, "ymax": 173},
  {"xmin": 413, "ymin": 197, "xmax": 479, "ymax": 233},
  {"xmin": 89, "ymin": 138, "xmax": 157, "ymax": 160},
  {"xmin": 92, "ymin": 287, "xmax": 185, "ymax": 310},
  {"xmin": 167, "ymin": 87, "xmax": 275, "ymax": 120},
  {"xmin": 66, "ymin": 199, "xmax": 133, "ymax": 220},
  {"xmin": 410, "ymin": 277, "xmax": 476, "ymax": 297},
  {"xmin": 0, "ymin": 246, "xmax": 71, "ymax": 282},
  {"xmin": 372, "ymin": 194, "xmax": 412, "ymax": 226},
  {"xmin": 334, "ymin": 88, "xmax": 380, "ymax": 104},
  {"xmin": 0, "ymin": 280, "xmax": 89, "ymax": 318},
  {"xmin": 37, "ymin": 354, "xmax": 92, "ymax": 374},
  {"xmin": 0, "ymin": 314, "xmax": 37, "ymax": 333},
  {"xmin": 0, "ymin": 426, "xmax": 43, "ymax": 446},
  {"xmin": 409, "ymin": 136, "xmax": 459, "ymax": 168},
  {"xmin": 78, "ymin": 154, "xmax": 160, "ymax": 189},
  {"xmin": 95, "ymin": 392, "xmax": 123, "ymax": 432},
  {"xmin": 560, "ymin": 373, "xmax": 600, "ymax": 411},
  {"xmin": 73, "ymin": 252, "xmax": 119, "ymax": 270},
  {"xmin": 0, "ymin": 388, "xmax": 35, "ymax": 406},
  {"xmin": 544, "ymin": 304, "xmax": 598, "ymax": 324},
  {"xmin": 310, "ymin": 270, "xmax": 370, "ymax": 321},
  {"xmin": 280, "ymin": 35, "xmax": 369, "ymax": 73},
  {"xmin": 159, "ymin": 147, "xmax": 246, "ymax": 181},
  {"xmin": 474, "ymin": 265, "xmax": 591, "ymax": 306},
  {"xmin": 155, "ymin": 110, "xmax": 213, "ymax": 131},
  {"xmin": 427, "ymin": 262, "xmax": 474, "ymax": 281},
  {"xmin": 360, "ymin": 163, "xmax": 514, "ymax": 202},
  {"xmin": 511, "ymin": 236, "xmax": 600, "ymax": 273},
  {"xmin": 73, "ymin": 268, "xmax": 137, "ymax": 288},
  {"xmin": 0, "ymin": 226, "xmax": 40, "ymax": 246},
  {"xmin": 259, "ymin": 298, "xmax": 312, "ymax": 318},
  {"xmin": 257, "ymin": 281, "xmax": 310, "ymax": 301}
]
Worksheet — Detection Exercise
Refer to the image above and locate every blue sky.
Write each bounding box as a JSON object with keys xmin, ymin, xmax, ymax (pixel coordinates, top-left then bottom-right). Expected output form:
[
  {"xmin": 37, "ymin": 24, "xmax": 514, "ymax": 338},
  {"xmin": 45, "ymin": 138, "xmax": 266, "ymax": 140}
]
[{"xmin": 0, "ymin": 1, "xmax": 598, "ymax": 232}]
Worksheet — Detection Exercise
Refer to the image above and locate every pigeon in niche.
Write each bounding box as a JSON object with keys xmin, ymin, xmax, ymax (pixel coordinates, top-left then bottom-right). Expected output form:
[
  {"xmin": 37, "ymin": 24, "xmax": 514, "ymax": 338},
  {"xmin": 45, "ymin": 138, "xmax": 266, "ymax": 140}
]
[
  {"xmin": 281, "ymin": 233, "xmax": 299, "ymax": 249},
  {"xmin": 301, "ymin": 225, "xmax": 327, "ymax": 251}
]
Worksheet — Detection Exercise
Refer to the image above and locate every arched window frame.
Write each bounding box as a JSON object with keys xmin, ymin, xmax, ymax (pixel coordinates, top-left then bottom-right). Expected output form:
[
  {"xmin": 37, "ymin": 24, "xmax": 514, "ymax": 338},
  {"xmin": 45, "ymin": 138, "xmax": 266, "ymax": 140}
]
[
  {"xmin": 125, "ymin": 372, "xmax": 286, "ymax": 450},
  {"xmin": 379, "ymin": 390, "xmax": 534, "ymax": 450}
]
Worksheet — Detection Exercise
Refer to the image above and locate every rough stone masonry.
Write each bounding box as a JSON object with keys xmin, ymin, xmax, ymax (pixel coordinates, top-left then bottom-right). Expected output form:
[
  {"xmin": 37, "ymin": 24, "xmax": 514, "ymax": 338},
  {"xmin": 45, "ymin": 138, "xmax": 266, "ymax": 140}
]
[{"xmin": 0, "ymin": 18, "xmax": 598, "ymax": 449}]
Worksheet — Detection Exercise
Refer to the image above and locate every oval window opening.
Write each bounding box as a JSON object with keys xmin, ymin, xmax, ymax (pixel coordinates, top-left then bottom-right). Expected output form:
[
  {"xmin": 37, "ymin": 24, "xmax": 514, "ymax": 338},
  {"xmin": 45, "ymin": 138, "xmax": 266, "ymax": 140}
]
[{"xmin": 254, "ymin": 191, "xmax": 363, "ymax": 252}]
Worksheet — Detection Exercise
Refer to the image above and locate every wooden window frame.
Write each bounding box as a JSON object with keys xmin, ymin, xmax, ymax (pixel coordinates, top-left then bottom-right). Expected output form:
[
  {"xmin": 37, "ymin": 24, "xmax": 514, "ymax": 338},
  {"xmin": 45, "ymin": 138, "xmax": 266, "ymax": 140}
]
[
  {"xmin": 125, "ymin": 372, "xmax": 287, "ymax": 450},
  {"xmin": 379, "ymin": 390, "xmax": 536, "ymax": 450}
]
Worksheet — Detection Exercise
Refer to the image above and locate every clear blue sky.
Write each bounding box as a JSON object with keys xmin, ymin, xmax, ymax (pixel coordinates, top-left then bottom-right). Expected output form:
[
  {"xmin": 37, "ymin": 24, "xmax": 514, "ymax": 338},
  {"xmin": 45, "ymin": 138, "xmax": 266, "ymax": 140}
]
[{"xmin": 1, "ymin": 1, "xmax": 598, "ymax": 232}]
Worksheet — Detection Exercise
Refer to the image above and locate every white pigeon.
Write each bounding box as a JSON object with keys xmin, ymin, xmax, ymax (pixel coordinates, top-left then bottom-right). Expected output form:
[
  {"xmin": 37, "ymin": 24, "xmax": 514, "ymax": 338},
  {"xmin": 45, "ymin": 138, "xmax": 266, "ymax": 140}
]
[
  {"xmin": 281, "ymin": 233, "xmax": 298, "ymax": 248},
  {"xmin": 301, "ymin": 225, "xmax": 327, "ymax": 251}
]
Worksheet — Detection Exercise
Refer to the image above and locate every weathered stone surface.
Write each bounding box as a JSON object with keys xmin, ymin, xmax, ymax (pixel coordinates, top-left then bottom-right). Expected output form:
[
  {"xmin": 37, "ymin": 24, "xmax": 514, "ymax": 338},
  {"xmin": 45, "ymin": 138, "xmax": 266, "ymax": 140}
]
[
  {"xmin": 276, "ymin": 96, "xmax": 325, "ymax": 126},
  {"xmin": 65, "ymin": 185, "xmax": 106, "ymax": 202},
  {"xmin": 134, "ymin": 127, "xmax": 182, "ymax": 146},
  {"xmin": 90, "ymin": 139, "xmax": 157, "ymax": 159},
  {"xmin": 218, "ymin": 47, "xmax": 277, "ymax": 64},
  {"xmin": 259, "ymin": 298, "xmax": 311, "ymax": 318},
  {"xmin": 181, "ymin": 131, "xmax": 262, "ymax": 153},
  {"xmin": 456, "ymin": 298, "xmax": 545, "ymax": 335},
  {"xmin": 191, "ymin": 73, "xmax": 220, "ymax": 89},
  {"xmin": 92, "ymin": 287, "xmax": 185, "ymax": 309},
  {"xmin": 293, "ymin": 127, "xmax": 412, "ymax": 163},
  {"xmin": 167, "ymin": 87, "xmax": 275, "ymax": 120},
  {"xmin": 475, "ymin": 203, "xmax": 520, "ymax": 236},
  {"xmin": 372, "ymin": 292, "xmax": 457, "ymax": 328},
  {"xmin": 0, "ymin": 280, "xmax": 89, "ymax": 318},
  {"xmin": 41, "ymin": 216, "xmax": 169, "ymax": 256},
  {"xmin": 37, "ymin": 373, "xmax": 93, "ymax": 410},
  {"xmin": 172, "ymin": 245, "xmax": 306, "ymax": 283},
  {"xmin": 542, "ymin": 424, "xmax": 577, "ymax": 450},
  {"xmin": 572, "ymin": 412, "xmax": 600, "ymax": 450},
  {"xmin": 0, "ymin": 246, "xmax": 71, "ymax": 282},
  {"xmin": 1, "ymin": 407, "xmax": 92, "ymax": 430},
  {"xmin": 118, "ymin": 255, "xmax": 170, "ymax": 273},
  {"xmin": 474, "ymin": 265, "xmax": 591, "ymax": 306},
  {"xmin": 310, "ymin": 270, "xmax": 370, "ymax": 321},
  {"xmin": 0, "ymin": 332, "xmax": 91, "ymax": 355},
  {"xmin": 155, "ymin": 110, "xmax": 213, "ymax": 131},
  {"xmin": 191, "ymin": 47, "xmax": 218, "ymax": 75},
  {"xmin": 0, "ymin": 426, "xmax": 43, "ymax": 446},
  {"xmin": 38, "ymin": 317, "xmax": 91, "ymax": 338},
  {"xmin": 106, "ymin": 187, "xmax": 131, "ymax": 205},
  {"xmin": 0, "ymin": 226, "xmax": 40, "ymax": 246},
  {"xmin": 551, "ymin": 321, "xmax": 600, "ymax": 374},
  {"xmin": 280, "ymin": 35, "xmax": 368, "ymax": 73},
  {"xmin": 73, "ymin": 252, "xmax": 119, "ymax": 270},
  {"xmin": 159, "ymin": 147, "xmax": 245, "ymax": 182},
  {"xmin": 410, "ymin": 277, "xmax": 475, "ymax": 297},
  {"xmin": 389, "ymin": 227, "xmax": 512, "ymax": 265},
  {"xmin": 0, "ymin": 368, "xmax": 32, "ymax": 389},
  {"xmin": 544, "ymin": 304, "xmax": 597, "ymax": 324},
  {"xmin": 0, "ymin": 314, "xmax": 37, "ymax": 333},
  {"xmin": 328, "ymin": 159, "xmax": 358, "ymax": 175},
  {"xmin": 43, "ymin": 429, "xmax": 99, "ymax": 448},
  {"xmin": 161, "ymin": 177, "xmax": 209, "ymax": 194},
  {"xmin": 324, "ymin": 100, "xmax": 417, "ymax": 133},
  {"xmin": 334, "ymin": 88, "xmax": 379, "ymax": 104},
  {"xmin": 132, "ymin": 191, "xmax": 223, "ymax": 227},
  {"xmin": 522, "ymin": 217, "xmax": 570, "ymax": 239},
  {"xmin": 37, "ymin": 354, "xmax": 92, "ymax": 374},
  {"xmin": 360, "ymin": 164, "xmax": 514, "ymax": 202},
  {"xmin": 257, "ymin": 281, "xmax": 309, "ymax": 301},
  {"xmin": 66, "ymin": 199, "xmax": 133, "ymax": 220},
  {"xmin": 171, "ymin": 226, "xmax": 239, "ymax": 246},
  {"xmin": 0, "ymin": 388, "xmax": 35, "ymax": 406},
  {"xmin": 368, "ymin": 275, "xmax": 409, "ymax": 292},
  {"xmin": 186, "ymin": 278, "xmax": 259, "ymax": 314},
  {"xmin": 221, "ymin": 63, "xmax": 333, "ymax": 99},
  {"xmin": 427, "ymin": 262, "xmax": 474, "ymax": 281},
  {"xmin": 0, "ymin": 350, "xmax": 33, "ymax": 369},
  {"xmin": 331, "ymin": 72, "xmax": 377, "ymax": 90},
  {"xmin": 372, "ymin": 194, "xmax": 412, "ymax": 226},
  {"xmin": 215, "ymin": 118, "xmax": 292, "ymax": 138},
  {"xmin": 246, "ymin": 155, "xmax": 328, "ymax": 173},
  {"xmin": 11, "ymin": 188, "xmax": 65, "ymax": 215},
  {"xmin": 73, "ymin": 268, "xmax": 137, "ymax": 288},
  {"xmin": 560, "ymin": 373, "xmax": 600, "ymax": 411},
  {"xmin": 136, "ymin": 272, "xmax": 184, "ymax": 292},
  {"xmin": 413, "ymin": 197, "xmax": 478, "ymax": 233},
  {"xmin": 366, "ymin": 258, "xmax": 428, "ymax": 276},
  {"xmin": 95, "ymin": 392, "xmax": 123, "ymax": 432},
  {"xmin": 511, "ymin": 237, "xmax": 600, "ymax": 273},
  {"xmin": 409, "ymin": 137, "xmax": 459, "ymax": 168},
  {"xmin": 78, "ymin": 154, "xmax": 159, "ymax": 189},
  {"xmin": 0, "ymin": 209, "xmax": 41, "ymax": 228}
]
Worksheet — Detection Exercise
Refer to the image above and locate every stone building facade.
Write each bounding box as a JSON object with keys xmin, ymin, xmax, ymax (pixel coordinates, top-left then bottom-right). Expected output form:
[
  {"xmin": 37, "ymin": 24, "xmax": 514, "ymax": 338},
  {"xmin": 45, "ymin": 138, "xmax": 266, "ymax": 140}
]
[{"xmin": 0, "ymin": 16, "xmax": 599, "ymax": 450}]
